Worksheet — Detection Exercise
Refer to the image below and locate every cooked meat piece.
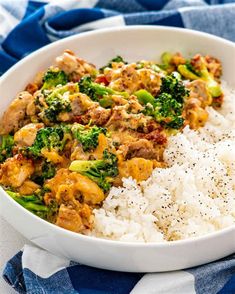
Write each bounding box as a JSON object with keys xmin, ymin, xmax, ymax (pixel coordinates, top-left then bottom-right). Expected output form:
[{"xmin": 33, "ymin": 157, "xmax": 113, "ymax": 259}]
[
  {"xmin": 14, "ymin": 123, "xmax": 44, "ymax": 147},
  {"xmin": 111, "ymin": 130, "xmax": 139, "ymax": 147},
  {"xmin": 118, "ymin": 157, "xmax": 154, "ymax": 182},
  {"xmin": 105, "ymin": 63, "xmax": 139, "ymax": 93},
  {"xmin": 104, "ymin": 63, "xmax": 161, "ymax": 95},
  {"xmin": 45, "ymin": 168, "xmax": 104, "ymax": 205},
  {"xmin": 119, "ymin": 139, "xmax": 160, "ymax": 160},
  {"xmin": 80, "ymin": 105, "xmax": 111, "ymax": 126},
  {"xmin": 144, "ymin": 130, "xmax": 167, "ymax": 145},
  {"xmin": 0, "ymin": 91, "xmax": 35, "ymax": 135},
  {"xmin": 137, "ymin": 68, "xmax": 161, "ymax": 96},
  {"xmin": 106, "ymin": 105, "xmax": 154, "ymax": 132},
  {"xmin": 41, "ymin": 149, "xmax": 65, "ymax": 164},
  {"xmin": 57, "ymin": 112, "xmax": 73, "ymax": 122},
  {"xmin": 212, "ymin": 93, "xmax": 224, "ymax": 108},
  {"xmin": 70, "ymin": 93, "xmax": 95, "ymax": 116},
  {"xmin": 25, "ymin": 83, "xmax": 38, "ymax": 95},
  {"xmin": 126, "ymin": 95, "xmax": 144, "ymax": 113},
  {"xmin": 0, "ymin": 155, "xmax": 34, "ymax": 188},
  {"xmin": 186, "ymin": 80, "xmax": 212, "ymax": 107},
  {"xmin": 184, "ymin": 98, "xmax": 208, "ymax": 129},
  {"xmin": 57, "ymin": 93, "xmax": 96, "ymax": 123},
  {"xmin": 71, "ymin": 143, "xmax": 89, "ymax": 161},
  {"xmin": 55, "ymin": 203, "xmax": 93, "ymax": 233},
  {"xmin": 56, "ymin": 49, "xmax": 96, "ymax": 80},
  {"xmin": 18, "ymin": 180, "xmax": 40, "ymax": 195},
  {"xmin": 110, "ymin": 95, "xmax": 128, "ymax": 106},
  {"xmin": 171, "ymin": 52, "xmax": 186, "ymax": 66},
  {"xmin": 205, "ymin": 55, "xmax": 222, "ymax": 81},
  {"xmin": 190, "ymin": 54, "xmax": 203, "ymax": 72}
]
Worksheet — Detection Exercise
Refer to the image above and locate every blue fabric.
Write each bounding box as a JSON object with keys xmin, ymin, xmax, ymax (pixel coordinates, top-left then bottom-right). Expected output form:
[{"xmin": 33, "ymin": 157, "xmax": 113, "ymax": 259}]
[
  {"xmin": 1, "ymin": 0, "xmax": 235, "ymax": 293},
  {"xmin": 0, "ymin": 0, "xmax": 234, "ymax": 74},
  {"xmin": 2, "ymin": 246, "xmax": 235, "ymax": 294}
]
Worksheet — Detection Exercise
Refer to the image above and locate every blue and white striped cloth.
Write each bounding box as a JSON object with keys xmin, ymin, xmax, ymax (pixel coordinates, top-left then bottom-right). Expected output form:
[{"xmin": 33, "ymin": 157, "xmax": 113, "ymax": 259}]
[
  {"xmin": 3, "ymin": 245, "xmax": 235, "ymax": 294},
  {"xmin": 1, "ymin": 0, "xmax": 235, "ymax": 293}
]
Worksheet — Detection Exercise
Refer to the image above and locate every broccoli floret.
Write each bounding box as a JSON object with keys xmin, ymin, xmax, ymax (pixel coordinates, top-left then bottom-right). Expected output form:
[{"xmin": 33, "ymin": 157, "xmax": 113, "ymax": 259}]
[
  {"xmin": 31, "ymin": 161, "xmax": 56, "ymax": 186},
  {"xmin": 154, "ymin": 75, "xmax": 189, "ymax": 128},
  {"xmin": 178, "ymin": 56, "xmax": 222, "ymax": 98},
  {"xmin": 44, "ymin": 97, "xmax": 71, "ymax": 123},
  {"xmin": 42, "ymin": 68, "xmax": 68, "ymax": 90},
  {"xmin": 0, "ymin": 135, "xmax": 14, "ymax": 163},
  {"xmin": 134, "ymin": 89, "xmax": 156, "ymax": 106},
  {"xmin": 42, "ymin": 161, "xmax": 56, "ymax": 179},
  {"xmin": 160, "ymin": 74, "xmax": 189, "ymax": 104},
  {"xmin": 138, "ymin": 74, "xmax": 188, "ymax": 129},
  {"xmin": 69, "ymin": 150, "xmax": 118, "ymax": 192},
  {"xmin": 26, "ymin": 125, "xmax": 71, "ymax": 158},
  {"xmin": 78, "ymin": 76, "xmax": 128, "ymax": 102},
  {"xmin": 72, "ymin": 124, "xmax": 107, "ymax": 152},
  {"xmin": 42, "ymin": 84, "xmax": 79, "ymax": 122},
  {"xmin": 6, "ymin": 190, "xmax": 58, "ymax": 220},
  {"xmin": 100, "ymin": 56, "xmax": 127, "ymax": 71}
]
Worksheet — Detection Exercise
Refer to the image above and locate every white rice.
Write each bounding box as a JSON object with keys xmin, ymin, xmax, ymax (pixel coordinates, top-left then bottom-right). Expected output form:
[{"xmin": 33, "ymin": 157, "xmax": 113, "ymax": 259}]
[{"xmin": 91, "ymin": 83, "xmax": 235, "ymax": 242}]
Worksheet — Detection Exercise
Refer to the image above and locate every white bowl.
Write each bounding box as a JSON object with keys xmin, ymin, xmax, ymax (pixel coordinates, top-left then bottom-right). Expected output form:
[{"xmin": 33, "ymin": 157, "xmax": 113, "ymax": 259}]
[{"xmin": 0, "ymin": 26, "xmax": 235, "ymax": 272}]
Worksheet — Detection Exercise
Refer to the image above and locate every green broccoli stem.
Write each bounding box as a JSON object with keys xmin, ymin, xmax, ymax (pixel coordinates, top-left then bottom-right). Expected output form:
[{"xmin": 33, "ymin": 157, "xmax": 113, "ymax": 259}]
[
  {"xmin": 178, "ymin": 64, "xmax": 222, "ymax": 98},
  {"xmin": 200, "ymin": 68, "xmax": 222, "ymax": 97},
  {"xmin": 158, "ymin": 52, "xmax": 173, "ymax": 70},
  {"xmin": 78, "ymin": 76, "xmax": 129, "ymax": 102},
  {"xmin": 69, "ymin": 160, "xmax": 103, "ymax": 173},
  {"xmin": 99, "ymin": 97, "xmax": 114, "ymax": 108},
  {"xmin": 69, "ymin": 150, "xmax": 118, "ymax": 192},
  {"xmin": 6, "ymin": 191, "xmax": 49, "ymax": 212},
  {"xmin": 134, "ymin": 89, "xmax": 156, "ymax": 106},
  {"xmin": 91, "ymin": 82, "xmax": 128, "ymax": 98}
]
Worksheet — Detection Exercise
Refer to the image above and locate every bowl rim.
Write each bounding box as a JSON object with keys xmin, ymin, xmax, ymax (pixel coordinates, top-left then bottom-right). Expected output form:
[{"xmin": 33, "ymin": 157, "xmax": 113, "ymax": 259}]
[{"xmin": 0, "ymin": 25, "xmax": 235, "ymax": 248}]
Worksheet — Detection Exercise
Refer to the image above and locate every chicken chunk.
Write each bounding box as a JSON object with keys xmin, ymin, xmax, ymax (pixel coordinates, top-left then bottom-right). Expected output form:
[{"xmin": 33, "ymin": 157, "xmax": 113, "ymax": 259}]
[
  {"xmin": 0, "ymin": 155, "xmax": 34, "ymax": 188},
  {"xmin": 56, "ymin": 50, "xmax": 96, "ymax": 81},
  {"xmin": 14, "ymin": 123, "xmax": 44, "ymax": 147},
  {"xmin": 55, "ymin": 203, "xmax": 92, "ymax": 233},
  {"xmin": 205, "ymin": 55, "xmax": 222, "ymax": 81},
  {"xmin": 118, "ymin": 157, "xmax": 154, "ymax": 182},
  {"xmin": 144, "ymin": 129, "xmax": 167, "ymax": 145},
  {"xmin": 69, "ymin": 93, "xmax": 95, "ymax": 116},
  {"xmin": 106, "ymin": 105, "xmax": 154, "ymax": 132},
  {"xmin": 184, "ymin": 98, "xmax": 208, "ymax": 129},
  {"xmin": 104, "ymin": 63, "xmax": 161, "ymax": 95},
  {"xmin": 119, "ymin": 139, "xmax": 161, "ymax": 160},
  {"xmin": 79, "ymin": 105, "xmax": 111, "ymax": 126},
  {"xmin": 0, "ymin": 91, "xmax": 35, "ymax": 135},
  {"xmin": 18, "ymin": 180, "xmax": 40, "ymax": 195},
  {"xmin": 187, "ymin": 80, "xmax": 212, "ymax": 107},
  {"xmin": 45, "ymin": 168, "xmax": 104, "ymax": 205}
]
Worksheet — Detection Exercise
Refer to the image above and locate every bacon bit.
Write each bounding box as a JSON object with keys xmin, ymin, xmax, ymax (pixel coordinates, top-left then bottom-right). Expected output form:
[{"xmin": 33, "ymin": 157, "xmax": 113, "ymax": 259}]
[
  {"xmin": 145, "ymin": 130, "xmax": 167, "ymax": 145},
  {"xmin": 146, "ymin": 121, "xmax": 163, "ymax": 133},
  {"xmin": 95, "ymin": 75, "xmax": 109, "ymax": 86},
  {"xmin": 25, "ymin": 83, "xmax": 38, "ymax": 95},
  {"xmin": 212, "ymin": 93, "xmax": 224, "ymax": 108},
  {"xmin": 16, "ymin": 153, "xmax": 25, "ymax": 161},
  {"xmin": 190, "ymin": 54, "xmax": 202, "ymax": 71},
  {"xmin": 73, "ymin": 115, "xmax": 85, "ymax": 124},
  {"xmin": 171, "ymin": 52, "xmax": 186, "ymax": 66}
]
